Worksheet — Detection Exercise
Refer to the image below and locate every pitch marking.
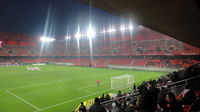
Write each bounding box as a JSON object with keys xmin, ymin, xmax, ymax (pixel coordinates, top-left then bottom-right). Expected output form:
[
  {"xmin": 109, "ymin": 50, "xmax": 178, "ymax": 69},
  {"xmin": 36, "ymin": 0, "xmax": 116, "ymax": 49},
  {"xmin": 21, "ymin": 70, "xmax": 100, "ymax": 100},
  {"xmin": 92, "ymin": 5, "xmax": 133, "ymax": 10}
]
[
  {"xmin": 34, "ymin": 88, "xmax": 112, "ymax": 112},
  {"xmin": 6, "ymin": 90, "xmax": 40, "ymax": 111}
]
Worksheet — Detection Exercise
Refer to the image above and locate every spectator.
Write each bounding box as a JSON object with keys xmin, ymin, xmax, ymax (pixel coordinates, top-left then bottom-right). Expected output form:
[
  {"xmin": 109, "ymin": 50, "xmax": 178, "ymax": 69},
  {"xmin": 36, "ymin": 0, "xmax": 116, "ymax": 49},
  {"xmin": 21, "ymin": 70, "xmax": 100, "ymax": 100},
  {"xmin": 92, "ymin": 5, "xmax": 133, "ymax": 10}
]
[
  {"xmin": 100, "ymin": 94, "xmax": 105, "ymax": 102},
  {"xmin": 178, "ymin": 84, "xmax": 196, "ymax": 105},
  {"xmin": 125, "ymin": 101, "xmax": 135, "ymax": 112},
  {"xmin": 121, "ymin": 100, "xmax": 127, "ymax": 112},
  {"xmin": 136, "ymin": 85, "xmax": 151, "ymax": 112},
  {"xmin": 89, "ymin": 97, "xmax": 106, "ymax": 112},
  {"xmin": 156, "ymin": 100, "xmax": 168, "ymax": 112},
  {"xmin": 117, "ymin": 90, "xmax": 123, "ymax": 98},
  {"xmin": 147, "ymin": 81, "xmax": 159, "ymax": 111},
  {"xmin": 79, "ymin": 102, "xmax": 86, "ymax": 112},
  {"xmin": 165, "ymin": 92, "xmax": 183, "ymax": 112},
  {"xmin": 105, "ymin": 93, "xmax": 111, "ymax": 101},
  {"xmin": 133, "ymin": 83, "xmax": 137, "ymax": 92}
]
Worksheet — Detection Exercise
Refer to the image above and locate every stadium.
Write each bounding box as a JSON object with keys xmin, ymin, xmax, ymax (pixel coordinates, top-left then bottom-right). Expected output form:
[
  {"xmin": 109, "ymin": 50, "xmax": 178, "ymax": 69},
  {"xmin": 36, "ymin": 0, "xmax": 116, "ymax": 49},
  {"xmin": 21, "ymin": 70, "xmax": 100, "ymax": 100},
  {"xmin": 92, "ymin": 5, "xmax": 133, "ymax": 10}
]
[{"xmin": 0, "ymin": 0, "xmax": 200, "ymax": 112}]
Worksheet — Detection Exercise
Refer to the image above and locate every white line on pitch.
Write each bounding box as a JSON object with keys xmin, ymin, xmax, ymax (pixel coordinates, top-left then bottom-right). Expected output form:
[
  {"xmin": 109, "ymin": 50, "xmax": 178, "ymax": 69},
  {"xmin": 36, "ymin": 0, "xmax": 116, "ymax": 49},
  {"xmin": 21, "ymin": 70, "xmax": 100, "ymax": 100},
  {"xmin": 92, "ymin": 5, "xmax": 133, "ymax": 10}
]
[
  {"xmin": 34, "ymin": 88, "xmax": 112, "ymax": 112},
  {"xmin": 6, "ymin": 90, "xmax": 40, "ymax": 111},
  {"xmin": 9, "ymin": 73, "xmax": 111, "ymax": 91},
  {"xmin": 78, "ymin": 82, "xmax": 106, "ymax": 90},
  {"xmin": 78, "ymin": 89, "xmax": 95, "ymax": 94}
]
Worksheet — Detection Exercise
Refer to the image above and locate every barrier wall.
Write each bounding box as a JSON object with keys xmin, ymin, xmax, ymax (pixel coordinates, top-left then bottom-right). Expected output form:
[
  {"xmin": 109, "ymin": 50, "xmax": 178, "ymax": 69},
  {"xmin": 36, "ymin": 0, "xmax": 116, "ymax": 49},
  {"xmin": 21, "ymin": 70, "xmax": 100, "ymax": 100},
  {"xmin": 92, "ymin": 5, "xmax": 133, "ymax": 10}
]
[{"xmin": 107, "ymin": 65, "xmax": 180, "ymax": 72}]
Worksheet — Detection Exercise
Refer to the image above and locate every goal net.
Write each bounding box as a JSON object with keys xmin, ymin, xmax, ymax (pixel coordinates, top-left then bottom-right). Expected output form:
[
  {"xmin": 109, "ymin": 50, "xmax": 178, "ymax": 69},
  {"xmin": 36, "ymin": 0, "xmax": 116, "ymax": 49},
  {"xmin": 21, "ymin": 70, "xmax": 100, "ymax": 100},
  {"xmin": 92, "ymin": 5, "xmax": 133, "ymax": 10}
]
[{"xmin": 111, "ymin": 74, "xmax": 134, "ymax": 90}]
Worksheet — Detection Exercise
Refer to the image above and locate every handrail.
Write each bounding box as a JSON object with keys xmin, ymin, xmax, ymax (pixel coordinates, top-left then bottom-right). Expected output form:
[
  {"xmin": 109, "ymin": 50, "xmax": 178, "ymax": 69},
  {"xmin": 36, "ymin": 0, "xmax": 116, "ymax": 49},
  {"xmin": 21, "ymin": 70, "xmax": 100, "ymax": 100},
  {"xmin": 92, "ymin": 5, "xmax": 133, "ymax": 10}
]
[
  {"xmin": 101, "ymin": 92, "xmax": 139, "ymax": 105},
  {"xmin": 167, "ymin": 75, "xmax": 200, "ymax": 86},
  {"xmin": 100, "ymin": 75, "xmax": 200, "ymax": 105}
]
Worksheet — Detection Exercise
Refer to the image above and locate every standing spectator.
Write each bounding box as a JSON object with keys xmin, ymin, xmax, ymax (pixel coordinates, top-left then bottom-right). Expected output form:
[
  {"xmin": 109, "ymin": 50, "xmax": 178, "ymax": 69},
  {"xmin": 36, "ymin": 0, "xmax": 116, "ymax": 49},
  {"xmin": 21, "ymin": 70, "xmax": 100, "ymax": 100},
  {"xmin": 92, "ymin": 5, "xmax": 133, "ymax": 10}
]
[
  {"xmin": 89, "ymin": 97, "xmax": 106, "ymax": 112},
  {"xmin": 147, "ymin": 81, "xmax": 158, "ymax": 112},
  {"xmin": 133, "ymin": 83, "xmax": 137, "ymax": 92},
  {"xmin": 79, "ymin": 102, "xmax": 86, "ymax": 112},
  {"xmin": 136, "ymin": 85, "xmax": 151, "ymax": 112},
  {"xmin": 117, "ymin": 90, "xmax": 123, "ymax": 98},
  {"xmin": 105, "ymin": 93, "xmax": 111, "ymax": 101},
  {"xmin": 100, "ymin": 94, "xmax": 105, "ymax": 102}
]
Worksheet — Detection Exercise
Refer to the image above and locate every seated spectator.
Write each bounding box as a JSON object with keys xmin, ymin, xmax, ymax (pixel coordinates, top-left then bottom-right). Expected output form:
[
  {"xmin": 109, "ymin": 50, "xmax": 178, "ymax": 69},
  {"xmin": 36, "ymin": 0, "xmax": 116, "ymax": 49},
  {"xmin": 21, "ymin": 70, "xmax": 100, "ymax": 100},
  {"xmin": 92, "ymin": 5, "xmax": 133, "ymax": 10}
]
[
  {"xmin": 112, "ymin": 102, "xmax": 120, "ymax": 112},
  {"xmin": 156, "ymin": 100, "xmax": 168, "ymax": 112},
  {"xmin": 178, "ymin": 84, "xmax": 196, "ymax": 105},
  {"xmin": 165, "ymin": 92, "xmax": 183, "ymax": 112},
  {"xmin": 79, "ymin": 102, "xmax": 86, "ymax": 112},
  {"xmin": 125, "ymin": 101, "xmax": 135, "ymax": 112},
  {"xmin": 121, "ymin": 100, "xmax": 127, "ymax": 112},
  {"xmin": 89, "ymin": 97, "xmax": 106, "ymax": 112}
]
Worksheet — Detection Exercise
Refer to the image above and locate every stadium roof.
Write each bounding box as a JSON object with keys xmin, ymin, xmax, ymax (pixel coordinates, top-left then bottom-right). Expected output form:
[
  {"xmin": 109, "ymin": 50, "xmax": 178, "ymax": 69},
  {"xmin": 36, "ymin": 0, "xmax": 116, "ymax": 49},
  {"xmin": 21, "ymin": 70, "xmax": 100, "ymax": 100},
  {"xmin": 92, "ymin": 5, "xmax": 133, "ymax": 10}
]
[{"xmin": 80, "ymin": 0, "xmax": 200, "ymax": 48}]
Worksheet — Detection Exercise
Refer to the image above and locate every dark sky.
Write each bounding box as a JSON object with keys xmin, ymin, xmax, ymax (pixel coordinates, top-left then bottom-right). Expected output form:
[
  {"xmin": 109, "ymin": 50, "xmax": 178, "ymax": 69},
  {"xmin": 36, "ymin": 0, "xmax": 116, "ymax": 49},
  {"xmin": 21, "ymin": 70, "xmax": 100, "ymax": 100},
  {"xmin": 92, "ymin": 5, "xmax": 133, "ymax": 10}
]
[{"xmin": 0, "ymin": 0, "xmax": 124, "ymax": 37}]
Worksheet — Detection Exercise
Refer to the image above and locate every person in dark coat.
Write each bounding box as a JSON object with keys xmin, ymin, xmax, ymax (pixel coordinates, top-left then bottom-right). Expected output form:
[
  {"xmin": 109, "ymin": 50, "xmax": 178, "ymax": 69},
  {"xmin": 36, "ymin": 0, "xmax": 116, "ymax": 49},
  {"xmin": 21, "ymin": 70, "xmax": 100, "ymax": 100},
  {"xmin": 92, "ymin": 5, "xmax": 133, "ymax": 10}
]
[
  {"xmin": 89, "ymin": 97, "xmax": 106, "ymax": 112},
  {"xmin": 136, "ymin": 85, "xmax": 151, "ymax": 112},
  {"xmin": 79, "ymin": 102, "xmax": 87, "ymax": 112},
  {"xmin": 105, "ymin": 93, "xmax": 111, "ymax": 101},
  {"xmin": 165, "ymin": 92, "xmax": 184, "ymax": 112},
  {"xmin": 125, "ymin": 101, "xmax": 135, "ymax": 112},
  {"xmin": 100, "ymin": 94, "xmax": 105, "ymax": 102},
  {"xmin": 179, "ymin": 85, "xmax": 196, "ymax": 105},
  {"xmin": 121, "ymin": 100, "xmax": 127, "ymax": 112},
  {"xmin": 147, "ymin": 81, "xmax": 159, "ymax": 112},
  {"xmin": 117, "ymin": 90, "xmax": 123, "ymax": 98}
]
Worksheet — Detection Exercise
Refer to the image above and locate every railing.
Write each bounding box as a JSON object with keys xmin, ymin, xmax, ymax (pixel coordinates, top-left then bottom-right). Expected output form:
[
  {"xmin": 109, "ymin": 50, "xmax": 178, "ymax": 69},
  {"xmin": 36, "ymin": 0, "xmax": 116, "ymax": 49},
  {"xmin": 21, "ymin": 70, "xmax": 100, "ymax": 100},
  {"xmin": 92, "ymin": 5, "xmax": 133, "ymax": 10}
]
[{"xmin": 100, "ymin": 75, "xmax": 200, "ymax": 106}]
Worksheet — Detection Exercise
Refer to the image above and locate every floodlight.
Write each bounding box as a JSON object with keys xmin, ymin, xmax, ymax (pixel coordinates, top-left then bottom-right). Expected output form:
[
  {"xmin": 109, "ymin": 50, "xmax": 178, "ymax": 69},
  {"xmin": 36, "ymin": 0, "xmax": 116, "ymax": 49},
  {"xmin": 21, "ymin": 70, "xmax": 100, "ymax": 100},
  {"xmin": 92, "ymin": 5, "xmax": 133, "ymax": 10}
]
[
  {"xmin": 87, "ymin": 28, "xmax": 96, "ymax": 38},
  {"xmin": 75, "ymin": 33, "xmax": 81, "ymax": 39},
  {"xmin": 65, "ymin": 36, "xmax": 71, "ymax": 39},
  {"xmin": 40, "ymin": 37, "xmax": 55, "ymax": 42},
  {"xmin": 40, "ymin": 37, "xmax": 48, "ymax": 41}
]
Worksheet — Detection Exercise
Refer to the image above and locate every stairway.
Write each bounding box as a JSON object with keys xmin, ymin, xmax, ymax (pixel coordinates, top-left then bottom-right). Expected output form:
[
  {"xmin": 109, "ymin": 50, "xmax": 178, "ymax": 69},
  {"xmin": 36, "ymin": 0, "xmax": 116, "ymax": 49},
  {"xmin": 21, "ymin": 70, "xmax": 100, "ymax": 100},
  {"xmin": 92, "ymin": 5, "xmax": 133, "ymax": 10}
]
[
  {"xmin": 128, "ymin": 59, "xmax": 135, "ymax": 66},
  {"xmin": 104, "ymin": 59, "xmax": 111, "ymax": 65}
]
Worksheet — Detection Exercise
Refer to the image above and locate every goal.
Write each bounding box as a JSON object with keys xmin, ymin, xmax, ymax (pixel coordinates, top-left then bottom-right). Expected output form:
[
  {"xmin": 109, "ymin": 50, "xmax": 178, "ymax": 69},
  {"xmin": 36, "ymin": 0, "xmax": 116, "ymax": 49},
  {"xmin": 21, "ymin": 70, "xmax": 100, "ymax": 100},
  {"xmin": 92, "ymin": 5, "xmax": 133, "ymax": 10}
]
[{"xmin": 111, "ymin": 74, "xmax": 134, "ymax": 90}]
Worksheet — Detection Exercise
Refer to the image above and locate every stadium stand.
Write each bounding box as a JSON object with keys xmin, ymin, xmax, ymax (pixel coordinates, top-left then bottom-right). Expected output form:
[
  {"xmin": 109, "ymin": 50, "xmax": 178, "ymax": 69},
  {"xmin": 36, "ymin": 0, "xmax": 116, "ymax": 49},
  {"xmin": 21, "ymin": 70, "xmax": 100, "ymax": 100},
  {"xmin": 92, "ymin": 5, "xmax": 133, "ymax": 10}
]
[
  {"xmin": 0, "ymin": 28, "xmax": 200, "ymax": 112},
  {"xmin": 85, "ymin": 63, "xmax": 200, "ymax": 112}
]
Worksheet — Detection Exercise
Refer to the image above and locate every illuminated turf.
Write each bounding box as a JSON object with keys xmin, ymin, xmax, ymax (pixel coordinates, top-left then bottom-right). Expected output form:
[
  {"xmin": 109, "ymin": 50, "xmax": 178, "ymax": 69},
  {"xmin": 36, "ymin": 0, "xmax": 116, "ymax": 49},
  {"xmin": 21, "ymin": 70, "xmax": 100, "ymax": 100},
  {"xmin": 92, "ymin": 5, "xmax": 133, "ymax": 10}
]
[{"xmin": 0, "ymin": 65, "xmax": 167, "ymax": 112}]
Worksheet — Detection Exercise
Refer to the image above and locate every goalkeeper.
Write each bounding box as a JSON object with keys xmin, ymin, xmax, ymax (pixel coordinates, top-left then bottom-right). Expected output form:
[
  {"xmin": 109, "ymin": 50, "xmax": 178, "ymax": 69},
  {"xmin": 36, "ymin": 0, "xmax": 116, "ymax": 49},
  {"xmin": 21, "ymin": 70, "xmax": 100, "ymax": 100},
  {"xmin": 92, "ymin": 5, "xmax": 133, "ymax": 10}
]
[{"xmin": 97, "ymin": 80, "xmax": 100, "ymax": 87}]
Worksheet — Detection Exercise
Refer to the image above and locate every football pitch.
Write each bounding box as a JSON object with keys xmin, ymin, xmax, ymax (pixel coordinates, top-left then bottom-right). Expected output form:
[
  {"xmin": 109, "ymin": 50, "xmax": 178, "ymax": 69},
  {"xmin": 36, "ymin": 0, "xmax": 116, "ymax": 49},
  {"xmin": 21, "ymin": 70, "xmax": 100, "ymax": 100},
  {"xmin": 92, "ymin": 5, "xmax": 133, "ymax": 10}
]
[{"xmin": 0, "ymin": 65, "xmax": 167, "ymax": 112}]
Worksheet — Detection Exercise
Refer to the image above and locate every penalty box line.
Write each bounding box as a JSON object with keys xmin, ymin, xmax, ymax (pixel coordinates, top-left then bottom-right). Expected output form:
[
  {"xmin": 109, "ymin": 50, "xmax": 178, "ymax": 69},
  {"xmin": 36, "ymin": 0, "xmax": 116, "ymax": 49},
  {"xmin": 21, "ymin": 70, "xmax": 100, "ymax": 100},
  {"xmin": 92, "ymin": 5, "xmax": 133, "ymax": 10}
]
[
  {"xmin": 6, "ymin": 90, "xmax": 40, "ymax": 111},
  {"xmin": 34, "ymin": 88, "xmax": 112, "ymax": 112},
  {"xmin": 78, "ymin": 82, "xmax": 108, "ymax": 94}
]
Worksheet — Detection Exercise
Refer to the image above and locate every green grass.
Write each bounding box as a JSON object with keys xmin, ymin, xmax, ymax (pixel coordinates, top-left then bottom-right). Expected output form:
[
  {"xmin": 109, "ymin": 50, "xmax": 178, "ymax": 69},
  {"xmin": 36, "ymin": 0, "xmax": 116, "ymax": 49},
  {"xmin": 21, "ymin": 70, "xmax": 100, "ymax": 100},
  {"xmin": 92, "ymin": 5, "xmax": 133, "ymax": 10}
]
[{"xmin": 0, "ymin": 65, "xmax": 167, "ymax": 112}]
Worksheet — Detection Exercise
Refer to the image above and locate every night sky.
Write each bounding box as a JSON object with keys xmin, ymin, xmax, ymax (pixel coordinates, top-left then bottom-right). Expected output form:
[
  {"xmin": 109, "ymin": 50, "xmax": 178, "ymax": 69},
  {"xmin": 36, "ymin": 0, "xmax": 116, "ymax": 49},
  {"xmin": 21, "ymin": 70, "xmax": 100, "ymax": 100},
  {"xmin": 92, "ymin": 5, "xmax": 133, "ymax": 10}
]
[{"xmin": 0, "ymin": 0, "xmax": 123, "ymax": 37}]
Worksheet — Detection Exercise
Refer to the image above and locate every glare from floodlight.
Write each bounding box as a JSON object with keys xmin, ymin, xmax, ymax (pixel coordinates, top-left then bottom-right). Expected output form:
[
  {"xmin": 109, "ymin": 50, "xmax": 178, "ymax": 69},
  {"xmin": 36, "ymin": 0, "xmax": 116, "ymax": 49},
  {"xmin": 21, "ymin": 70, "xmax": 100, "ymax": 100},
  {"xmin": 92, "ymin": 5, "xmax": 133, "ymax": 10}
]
[
  {"xmin": 75, "ymin": 33, "xmax": 81, "ymax": 39},
  {"xmin": 65, "ymin": 36, "xmax": 71, "ymax": 39},
  {"xmin": 129, "ymin": 25, "xmax": 134, "ymax": 30},
  {"xmin": 40, "ymin": 37, "xmax": 55, "ymax": 42},
  {"xmin": 87, "ymin": 28, "xmax": 96, "ymax": 38},
  {"xmin": 107, "ymin": 28, "xmax": 116, "ymax": 32},
  {"xmin": 120, "ymin": 26, "xmax": 126, "ymax": 31},
  {"xmin": 100, "ymin": 30, "xmax": 106, "ymax": 33}
]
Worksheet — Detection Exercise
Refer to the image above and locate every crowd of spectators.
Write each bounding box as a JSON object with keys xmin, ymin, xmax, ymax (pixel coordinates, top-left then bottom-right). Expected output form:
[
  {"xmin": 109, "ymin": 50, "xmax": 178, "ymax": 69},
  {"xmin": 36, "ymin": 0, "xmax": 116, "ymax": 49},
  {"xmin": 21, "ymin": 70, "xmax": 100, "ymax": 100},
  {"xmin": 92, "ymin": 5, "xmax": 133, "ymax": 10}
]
[{"xmin": 79, "ymin": 63, "xmax": 200, "ymax": 112}]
